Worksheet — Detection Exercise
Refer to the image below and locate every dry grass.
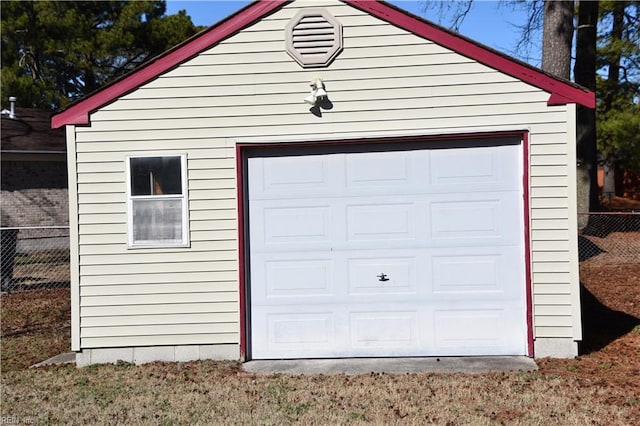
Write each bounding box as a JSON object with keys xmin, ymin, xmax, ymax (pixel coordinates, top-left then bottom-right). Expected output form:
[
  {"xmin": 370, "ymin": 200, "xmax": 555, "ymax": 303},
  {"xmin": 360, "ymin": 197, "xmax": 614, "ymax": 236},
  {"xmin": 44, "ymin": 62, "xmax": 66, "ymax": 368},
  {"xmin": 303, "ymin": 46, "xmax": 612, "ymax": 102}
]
[
  {"xmin": 2, "ymin": 235, "xmax": 639, "ymax": 424},
  {"xmin": 1, "ymin": 288, "xmax": 71, "ymax": 370},
  {"xmin": 1, "ymin": 360, "xmax": 638, "ymax": 424}
]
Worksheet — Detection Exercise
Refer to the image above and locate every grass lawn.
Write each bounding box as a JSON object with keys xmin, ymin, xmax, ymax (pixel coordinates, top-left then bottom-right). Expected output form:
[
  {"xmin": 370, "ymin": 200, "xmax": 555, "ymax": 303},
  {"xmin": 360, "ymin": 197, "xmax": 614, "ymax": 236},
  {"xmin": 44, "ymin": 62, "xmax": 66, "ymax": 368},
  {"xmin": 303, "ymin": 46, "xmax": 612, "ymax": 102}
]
[
  {"xmin": 1, "ymin": 358, "xmax": 638, "ymax": 424},
  {"xmin": 2, "ymin": 259, "xmax": 639, "ymax": 424}
]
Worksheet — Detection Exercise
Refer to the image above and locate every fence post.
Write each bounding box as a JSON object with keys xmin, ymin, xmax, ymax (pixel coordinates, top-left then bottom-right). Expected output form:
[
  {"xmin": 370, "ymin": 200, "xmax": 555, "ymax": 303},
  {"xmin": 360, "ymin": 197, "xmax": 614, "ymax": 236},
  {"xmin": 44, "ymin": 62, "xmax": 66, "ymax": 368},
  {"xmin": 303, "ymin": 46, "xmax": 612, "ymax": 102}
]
[{"xmin": 1, "ymin": 228, "xmax": 19, "ymax": 291}]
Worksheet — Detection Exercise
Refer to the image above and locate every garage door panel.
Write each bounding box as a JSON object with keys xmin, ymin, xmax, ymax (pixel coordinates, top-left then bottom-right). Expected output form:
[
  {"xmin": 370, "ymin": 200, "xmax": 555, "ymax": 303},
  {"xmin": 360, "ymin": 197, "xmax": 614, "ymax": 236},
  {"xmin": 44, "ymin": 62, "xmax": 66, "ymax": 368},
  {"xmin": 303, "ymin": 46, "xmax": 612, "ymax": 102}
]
[
  {"xmin": 252, "ymin": 311, "xmax": 335, "ymax": 358},
  {"xmin": 262, "ymin": 206, "xmax": 331, "ymax": 245},
  {"xmin": 428, "ymin": 194, "xmax": 521, "ymax": 246},
  {"xmin": 429, "ymin": 144, "xmax": 521, "ymax": 190},
  {"xmin": 262, "ymin": 155, "xmax": 328, "ymax": 189},
  {"xmin": 346, "ymin": 150, "xmax": 415, "ymax": 187},
  {"xmin": 431, "ymin": 200, "xmax": 500, "ymax": 239},
  {"xmin": 348, "ymin": 257, "xmax": 417, "ymax": 296},
  {"xmin": 434, "ymin": 309, "xmax": 509, "ymax": 354},
  {"xmin": 344, "ymin": 149, "xmax": 433, "ymax": 192},
  {"xmin": 248, "ymin": 155, "xmax": 338, "ymax": 199},
  {"xmin": 264, "ymin": 258, "xmax": 334, "ymax": 298},
  {"xmin": 430, "ymin": 250, "xmax": 524, "ymax": 297},
  {"xmin": 433, "ymin": 306, "xmax": 526, "ymax": 355},
  {"xmin": 252, "ymin": 197, "xmax": 520, "ymax": 250},
  {"xmin": 432, "ymin": 254, "xmax": 500, "ymax": 293},
  {"xmin": 250, "ymin": 254, "xmax": 336, "ymax": 304},
  {"xmin": 347, "ymin": 203, "xmax": 416, "ymax": 241},
  {"xmin": 350, "ymin": 311, "xmax": 419, "ymax": 350},
  {"xmin": 248, "ymin": 140, "xmax": 526, "ymax": 359},
  {"xmin": 430, "ymin": 146, "xmax": 497, "ymax": 184},
  {"xmin": 249, "ymin": 200, "xmax": 341, "ymax": 251}
]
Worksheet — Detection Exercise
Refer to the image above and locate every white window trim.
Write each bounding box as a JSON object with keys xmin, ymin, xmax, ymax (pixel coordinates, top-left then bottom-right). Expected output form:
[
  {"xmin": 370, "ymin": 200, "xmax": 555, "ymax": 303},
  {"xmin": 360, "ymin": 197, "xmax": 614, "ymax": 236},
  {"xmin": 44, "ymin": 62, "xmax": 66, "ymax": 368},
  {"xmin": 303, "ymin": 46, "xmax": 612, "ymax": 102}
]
[{"xmin": 126, "ymin": 154, "xmax": 190, "ymax": 248}]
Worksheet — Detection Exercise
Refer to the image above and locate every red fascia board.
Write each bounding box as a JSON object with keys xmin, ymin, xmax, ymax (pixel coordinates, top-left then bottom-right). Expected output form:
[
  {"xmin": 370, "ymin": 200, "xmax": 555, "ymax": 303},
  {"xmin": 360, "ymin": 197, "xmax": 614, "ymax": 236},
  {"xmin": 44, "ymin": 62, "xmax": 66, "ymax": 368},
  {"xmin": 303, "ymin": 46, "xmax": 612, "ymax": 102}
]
[
  {"xmin": 51, "ymin": 0, "xmax": 287, "ymax": 129},
  {"xmin": 345, "ymin": 0, "xmax": 595, "ymax": 109}
]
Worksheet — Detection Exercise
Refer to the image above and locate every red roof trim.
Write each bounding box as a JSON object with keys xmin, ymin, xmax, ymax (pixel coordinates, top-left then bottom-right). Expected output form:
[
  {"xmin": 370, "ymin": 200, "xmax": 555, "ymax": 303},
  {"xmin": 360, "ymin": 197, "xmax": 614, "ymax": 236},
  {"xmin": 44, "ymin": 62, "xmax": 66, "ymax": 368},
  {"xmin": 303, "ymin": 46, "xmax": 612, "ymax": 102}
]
[
  {"xmin": 51, "ymin": 0, "xmax": 287, "ymax": 129},
  {"xmin": 52, "ymin": 0, "xmax": 595, "ymax": 129},
  {"xmin": 344, "ymin": 0, "xmax": 595, "ymax": 109}
]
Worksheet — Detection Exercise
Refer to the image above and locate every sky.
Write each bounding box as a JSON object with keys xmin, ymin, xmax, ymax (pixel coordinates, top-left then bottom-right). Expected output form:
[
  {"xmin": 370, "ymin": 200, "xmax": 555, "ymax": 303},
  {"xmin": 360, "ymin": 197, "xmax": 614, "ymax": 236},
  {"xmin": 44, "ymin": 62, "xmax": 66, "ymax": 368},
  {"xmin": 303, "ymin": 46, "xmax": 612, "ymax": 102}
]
[{"xmin": 165, "ymin": 0, "xmax": 543, "ymax": 66}]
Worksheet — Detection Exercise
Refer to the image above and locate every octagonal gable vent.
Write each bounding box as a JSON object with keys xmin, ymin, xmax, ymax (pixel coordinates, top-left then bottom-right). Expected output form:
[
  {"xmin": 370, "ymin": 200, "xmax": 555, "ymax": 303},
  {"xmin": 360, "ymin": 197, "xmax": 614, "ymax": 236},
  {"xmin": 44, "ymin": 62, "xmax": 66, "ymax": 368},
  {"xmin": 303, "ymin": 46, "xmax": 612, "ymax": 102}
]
[{"xmin": 285, "ymin": 8, "xmax": 343, "ymax": 68}]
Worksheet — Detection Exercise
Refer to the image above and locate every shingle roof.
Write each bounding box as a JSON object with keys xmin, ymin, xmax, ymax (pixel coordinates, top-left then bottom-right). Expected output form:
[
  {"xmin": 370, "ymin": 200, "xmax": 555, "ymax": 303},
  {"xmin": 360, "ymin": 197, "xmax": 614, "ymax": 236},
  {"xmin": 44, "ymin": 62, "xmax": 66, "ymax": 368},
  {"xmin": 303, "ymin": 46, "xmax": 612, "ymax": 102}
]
[{"xmin": 2, "ymin": 108, "xmax": 65, "ymax": 153}]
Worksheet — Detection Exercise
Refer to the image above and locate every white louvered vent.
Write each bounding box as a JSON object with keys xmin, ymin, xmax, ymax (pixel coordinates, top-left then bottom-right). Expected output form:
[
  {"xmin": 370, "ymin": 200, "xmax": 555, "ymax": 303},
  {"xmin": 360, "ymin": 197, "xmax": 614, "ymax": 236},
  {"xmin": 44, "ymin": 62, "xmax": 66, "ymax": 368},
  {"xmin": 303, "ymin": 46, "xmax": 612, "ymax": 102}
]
[{"xmin": 285, "ymin": 9, "xmax": 343, "ymax": 68}]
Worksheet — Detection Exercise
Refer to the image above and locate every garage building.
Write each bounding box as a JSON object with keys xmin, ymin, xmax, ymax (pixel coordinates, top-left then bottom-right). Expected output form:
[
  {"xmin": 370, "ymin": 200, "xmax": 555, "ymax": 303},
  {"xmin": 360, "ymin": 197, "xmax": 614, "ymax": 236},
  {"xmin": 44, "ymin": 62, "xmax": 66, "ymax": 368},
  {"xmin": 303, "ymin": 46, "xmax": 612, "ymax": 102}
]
[{"xmin": 52, "ymin": 0, "xmax": 594, "ymax": 365}]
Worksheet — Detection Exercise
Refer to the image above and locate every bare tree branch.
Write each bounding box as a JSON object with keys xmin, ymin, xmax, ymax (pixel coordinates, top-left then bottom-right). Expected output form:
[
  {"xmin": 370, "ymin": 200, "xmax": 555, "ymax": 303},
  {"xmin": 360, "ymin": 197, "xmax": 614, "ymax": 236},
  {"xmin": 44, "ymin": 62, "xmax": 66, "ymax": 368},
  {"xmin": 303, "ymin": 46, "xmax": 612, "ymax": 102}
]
[
  {"xmin": 451, "ymin": 1, "xmax": 474, "ymax": 31},
  {"xmin": 420, "ymin": 0, "xmax": 474, "ymax": 31},
  {"xmin": 506, "ymin": 0, "xmax": 545, "ymax": 63}
]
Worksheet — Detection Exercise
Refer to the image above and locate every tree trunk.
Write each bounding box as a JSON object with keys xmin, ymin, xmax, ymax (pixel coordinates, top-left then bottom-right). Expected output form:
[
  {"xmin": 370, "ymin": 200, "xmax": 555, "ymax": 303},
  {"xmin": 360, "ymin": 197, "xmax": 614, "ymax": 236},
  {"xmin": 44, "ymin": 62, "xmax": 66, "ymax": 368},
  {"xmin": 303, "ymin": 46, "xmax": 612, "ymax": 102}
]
[
  {"xmin": 574, "ymin": 0, "xmax": 599, "ymax": 220},
  {"xmin": 542, "ymin": 0, "xmax": 574, "ymax": 78},
  {"xmin": 602, "ymin": 162, "xmax": 616, "ymax": 201},
  {"xmin": 602, "ymin": 2, "xmax": 625, "ymax": 196}
]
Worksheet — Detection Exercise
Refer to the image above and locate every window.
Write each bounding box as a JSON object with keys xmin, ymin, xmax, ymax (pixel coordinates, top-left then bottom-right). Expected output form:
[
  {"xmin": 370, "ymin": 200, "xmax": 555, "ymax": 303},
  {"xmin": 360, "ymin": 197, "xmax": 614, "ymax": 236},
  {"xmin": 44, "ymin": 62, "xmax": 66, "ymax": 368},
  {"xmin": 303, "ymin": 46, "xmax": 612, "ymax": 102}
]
[{"xmin": 127, "ymin": 155, "xmax": 188, "ymax": 247}]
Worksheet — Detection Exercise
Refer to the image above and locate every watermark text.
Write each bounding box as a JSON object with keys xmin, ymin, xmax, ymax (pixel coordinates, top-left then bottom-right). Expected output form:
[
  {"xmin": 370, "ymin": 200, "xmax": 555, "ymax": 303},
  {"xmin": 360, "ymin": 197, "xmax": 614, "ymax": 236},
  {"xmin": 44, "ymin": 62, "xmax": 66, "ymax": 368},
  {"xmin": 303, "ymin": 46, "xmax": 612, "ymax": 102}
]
[{"xmin": 1, "ymin": 416, "xmax": 35, "ymax": 424}]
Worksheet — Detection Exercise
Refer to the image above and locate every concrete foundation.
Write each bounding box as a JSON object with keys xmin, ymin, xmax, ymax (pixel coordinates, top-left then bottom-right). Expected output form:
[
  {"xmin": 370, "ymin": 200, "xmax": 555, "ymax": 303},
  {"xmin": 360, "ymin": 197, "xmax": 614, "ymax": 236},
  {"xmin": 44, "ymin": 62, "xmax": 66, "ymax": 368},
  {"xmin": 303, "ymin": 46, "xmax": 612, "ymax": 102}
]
[
  {"xmin": 75, "ymin": 344, "xmax": 239, "ymax": 367},
  {"xmin": 534, "ymin": 338, "xmax": 579, "ymax": 358},
  {"xmin": 75, "ymin": 340, "xmax": 577, "ymax": 367},
  {"xmin": 244, "ymin": 356, "xmax": 538, "ymax": 375}
]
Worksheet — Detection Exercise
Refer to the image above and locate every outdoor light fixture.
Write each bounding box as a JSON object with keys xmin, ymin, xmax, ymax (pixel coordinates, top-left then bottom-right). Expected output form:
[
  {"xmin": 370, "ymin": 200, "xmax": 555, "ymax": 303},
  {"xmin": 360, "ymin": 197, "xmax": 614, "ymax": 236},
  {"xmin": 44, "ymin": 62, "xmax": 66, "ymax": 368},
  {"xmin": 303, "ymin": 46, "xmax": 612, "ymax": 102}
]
[
  {"xmin": 304, "ymin": 78, "xmax": 328, "ymax": 106},
  {"xmin": 304, "ymin": 92, "xmax": 316, "ymax": 105}
]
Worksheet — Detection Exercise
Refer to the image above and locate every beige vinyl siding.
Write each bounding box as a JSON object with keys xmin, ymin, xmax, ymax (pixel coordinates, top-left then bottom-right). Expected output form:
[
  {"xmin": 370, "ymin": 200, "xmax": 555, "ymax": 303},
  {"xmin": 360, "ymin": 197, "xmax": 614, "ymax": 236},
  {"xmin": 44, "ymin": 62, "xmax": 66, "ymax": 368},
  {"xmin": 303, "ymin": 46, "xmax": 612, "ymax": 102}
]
[
  {"xmin": 81, "ymin": 270, "xmax": 238, "ymax": 286},
  {"xmin": 80, "ymin": 281, "xmax": 237, "ymax": 296},
  {"xmin": 73, "ymin": 0, "xmax": 578, "ymax": 349}
]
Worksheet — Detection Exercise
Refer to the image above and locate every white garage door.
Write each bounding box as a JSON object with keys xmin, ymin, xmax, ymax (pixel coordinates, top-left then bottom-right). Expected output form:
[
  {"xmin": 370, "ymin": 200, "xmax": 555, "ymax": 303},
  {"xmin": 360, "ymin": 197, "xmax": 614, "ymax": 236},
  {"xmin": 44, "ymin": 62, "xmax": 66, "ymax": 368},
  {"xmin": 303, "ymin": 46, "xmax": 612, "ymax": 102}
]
[{"xmin": 247, "ymin": 139, "xmax": 527, "ymax": 359}]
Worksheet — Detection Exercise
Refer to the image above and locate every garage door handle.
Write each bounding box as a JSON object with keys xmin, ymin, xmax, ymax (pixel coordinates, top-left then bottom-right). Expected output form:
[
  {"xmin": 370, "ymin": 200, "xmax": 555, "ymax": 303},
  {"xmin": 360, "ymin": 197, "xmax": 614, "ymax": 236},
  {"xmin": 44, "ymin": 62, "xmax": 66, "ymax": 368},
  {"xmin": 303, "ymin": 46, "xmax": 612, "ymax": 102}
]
[{"xmin": 377, "ymin": 273, "xmax": 389, "ymax": 282}]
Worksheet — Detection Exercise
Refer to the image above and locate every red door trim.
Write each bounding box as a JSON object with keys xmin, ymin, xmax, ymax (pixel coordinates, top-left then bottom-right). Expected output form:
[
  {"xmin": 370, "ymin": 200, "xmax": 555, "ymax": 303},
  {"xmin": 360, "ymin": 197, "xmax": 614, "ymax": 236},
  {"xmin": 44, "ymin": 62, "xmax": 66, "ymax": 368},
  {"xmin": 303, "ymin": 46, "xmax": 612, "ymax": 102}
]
[{"xmin": 237, "ymin": 130, "xmax": 533, "ymax": 359}]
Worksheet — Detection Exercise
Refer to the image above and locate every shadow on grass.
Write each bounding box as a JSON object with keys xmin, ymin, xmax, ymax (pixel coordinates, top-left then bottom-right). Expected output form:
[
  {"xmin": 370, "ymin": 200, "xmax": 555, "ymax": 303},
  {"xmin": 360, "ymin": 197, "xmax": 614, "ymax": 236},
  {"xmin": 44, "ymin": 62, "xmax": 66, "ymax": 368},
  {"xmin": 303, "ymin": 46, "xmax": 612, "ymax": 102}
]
[
  {"xmin": 580, "ymin": 214, "xmax": 640, "ymax": 238},
  {"xmin": 578, "ymin": 235, "xmax": 605, "ymax": 261},
  {"xmin": 578, "ymin": 283, "xmax": 640, "ymax": 355}
]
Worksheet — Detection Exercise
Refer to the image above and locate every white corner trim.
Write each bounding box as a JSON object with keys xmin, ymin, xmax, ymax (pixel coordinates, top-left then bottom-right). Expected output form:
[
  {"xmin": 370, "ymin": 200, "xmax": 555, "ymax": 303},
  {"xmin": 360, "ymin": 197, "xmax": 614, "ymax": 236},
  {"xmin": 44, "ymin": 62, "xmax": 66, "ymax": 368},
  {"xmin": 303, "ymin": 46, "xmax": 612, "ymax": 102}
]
[
  {"xmin": 66, "ymin": 125, "xmax": 80, "ymax": 351},
  {"xmin": 566, "ymin": 103, "xmax": 582, "ymax": 342}
]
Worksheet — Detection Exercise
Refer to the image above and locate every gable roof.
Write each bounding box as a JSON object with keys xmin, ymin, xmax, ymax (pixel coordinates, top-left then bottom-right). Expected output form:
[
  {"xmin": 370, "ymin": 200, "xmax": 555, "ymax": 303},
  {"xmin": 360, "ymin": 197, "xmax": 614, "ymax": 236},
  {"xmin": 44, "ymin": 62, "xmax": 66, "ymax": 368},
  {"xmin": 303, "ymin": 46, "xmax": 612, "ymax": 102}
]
[{"xmin": 51, "ymin": 0, "xmax": 595, "ymax": 129}]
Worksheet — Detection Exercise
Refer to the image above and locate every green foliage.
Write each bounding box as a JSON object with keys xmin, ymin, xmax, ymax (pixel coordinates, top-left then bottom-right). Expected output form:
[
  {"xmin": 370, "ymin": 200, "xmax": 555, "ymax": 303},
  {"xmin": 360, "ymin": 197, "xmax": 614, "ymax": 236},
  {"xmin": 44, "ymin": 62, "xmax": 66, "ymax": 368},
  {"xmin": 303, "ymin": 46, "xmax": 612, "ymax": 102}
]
[
  {"xmin": 596, "ymin": 1, "xmax": 640, "ymax": 172},
  {"xmin": 596, "ymin": 94, "xmax": 640, "ymax": 170},
  {"xmin": 0, "ymin": 1, "xmax": 199, "ymax": 110}
]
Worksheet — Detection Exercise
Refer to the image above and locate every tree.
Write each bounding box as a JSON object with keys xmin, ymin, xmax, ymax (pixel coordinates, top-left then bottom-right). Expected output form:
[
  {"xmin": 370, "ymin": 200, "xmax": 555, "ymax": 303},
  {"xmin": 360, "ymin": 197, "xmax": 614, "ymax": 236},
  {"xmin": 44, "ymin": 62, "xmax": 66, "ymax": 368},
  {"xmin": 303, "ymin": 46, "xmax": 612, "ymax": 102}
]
[
  {"xmin": 541, "ymin": 0, "xmax": 574, "ymax": 79},
  {"xmin": 420, "ymin": 0, "xmax": 603, "ymax": 211},
  {"xmin": 1, "ymin": 1, "xmax": 199, "ymax": 110},
  {"xmin": 574, "ymin": 1, "xmax": 600, "ymax": 212},
  {"xmin": 420, "ymin": 0, "xmax": 474, "ymax": 32},
  {"xmin": 539, "ymin": 0, "xmax": 601, "ymax": 214},
  {"xmin": 596, "ymin": 1, "xmax": 640, "ymax": 196}
]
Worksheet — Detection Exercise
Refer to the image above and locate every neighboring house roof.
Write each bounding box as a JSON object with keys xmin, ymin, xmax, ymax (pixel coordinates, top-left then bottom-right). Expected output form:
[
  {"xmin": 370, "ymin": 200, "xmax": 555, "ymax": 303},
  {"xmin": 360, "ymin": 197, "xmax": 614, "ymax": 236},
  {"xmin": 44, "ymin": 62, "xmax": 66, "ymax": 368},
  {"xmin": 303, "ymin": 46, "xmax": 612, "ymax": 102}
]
[
  {"xmin": 51, "ymin": 0, "xmax": 595, "ymax": 129},
  {"xmin": 2, "ymin": 107, "xmax": 66, "ymax": 153}
]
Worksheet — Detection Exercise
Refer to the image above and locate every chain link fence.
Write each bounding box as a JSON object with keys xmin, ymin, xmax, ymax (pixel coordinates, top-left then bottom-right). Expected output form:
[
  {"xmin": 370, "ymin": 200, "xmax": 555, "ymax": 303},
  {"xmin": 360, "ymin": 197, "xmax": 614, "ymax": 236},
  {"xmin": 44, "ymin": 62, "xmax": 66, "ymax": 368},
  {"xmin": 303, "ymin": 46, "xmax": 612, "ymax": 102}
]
[
  {"xmin": 1, "ymin": 226, "xmax": 70, "ymax": 292},
  {"xmin": 578, "ymin": 212, "xmax": 640, "ymax": 265},
  {"xmin": 1, "ymin": 215, "xmax": 637, "ymax": 293}
]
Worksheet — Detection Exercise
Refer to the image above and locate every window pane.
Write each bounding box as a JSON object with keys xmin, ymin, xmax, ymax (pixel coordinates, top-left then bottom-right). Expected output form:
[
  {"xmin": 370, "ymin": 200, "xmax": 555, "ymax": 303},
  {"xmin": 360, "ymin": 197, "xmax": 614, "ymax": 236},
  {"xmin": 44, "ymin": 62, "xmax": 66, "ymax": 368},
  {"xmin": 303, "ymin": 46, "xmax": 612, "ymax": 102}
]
[
  {"xmin": 131, "ymin": 156, "xmax": 182, "ymax": 196},
  {"xmin": 132, "ymin": 198, "xmax": 183, "ymax": 243}
]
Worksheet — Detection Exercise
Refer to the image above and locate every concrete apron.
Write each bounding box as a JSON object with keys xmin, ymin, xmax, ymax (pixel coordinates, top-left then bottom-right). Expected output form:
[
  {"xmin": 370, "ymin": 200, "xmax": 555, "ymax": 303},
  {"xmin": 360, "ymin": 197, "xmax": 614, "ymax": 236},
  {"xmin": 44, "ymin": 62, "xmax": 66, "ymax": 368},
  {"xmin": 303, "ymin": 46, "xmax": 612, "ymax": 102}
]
[{"xmin": 243, "ymin": 356, "xmax": 537, "ymax": 375}]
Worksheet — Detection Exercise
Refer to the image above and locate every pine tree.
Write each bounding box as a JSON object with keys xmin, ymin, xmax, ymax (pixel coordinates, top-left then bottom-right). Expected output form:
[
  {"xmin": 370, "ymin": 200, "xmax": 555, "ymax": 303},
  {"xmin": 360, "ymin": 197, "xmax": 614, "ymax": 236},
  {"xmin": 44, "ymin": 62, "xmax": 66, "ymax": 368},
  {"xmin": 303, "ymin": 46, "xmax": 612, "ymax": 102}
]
[
  {"xmin": 1, "ymin": 1, "xmax": 199, "ymax": 109},
  {"xmin": 596, "ymin": 1, "xmax": 640, "ymax": 191}
]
